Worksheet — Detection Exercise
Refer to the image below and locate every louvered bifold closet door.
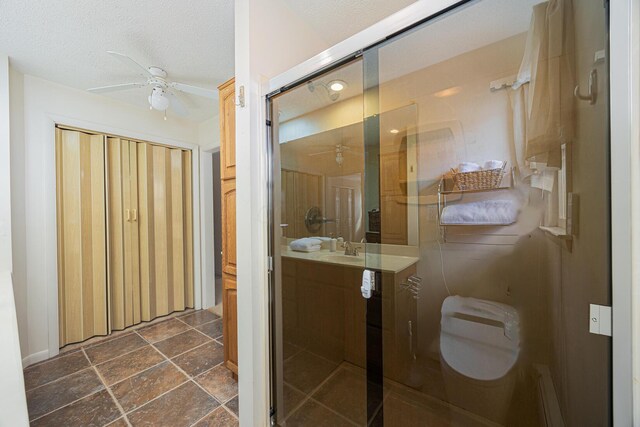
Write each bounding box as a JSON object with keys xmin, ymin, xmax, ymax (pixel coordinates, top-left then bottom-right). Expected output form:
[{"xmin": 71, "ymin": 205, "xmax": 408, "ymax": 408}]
[
  {"xmin": 137, "ymin": 142, "xmax": 194, "ymax": 321},
  {"xmin": 106, "ymin": 137, "xmax": 141, "ymax": 330},
  {"xmin": 56, "ymin": 128, "xmax": 108, "ymax": 345}
]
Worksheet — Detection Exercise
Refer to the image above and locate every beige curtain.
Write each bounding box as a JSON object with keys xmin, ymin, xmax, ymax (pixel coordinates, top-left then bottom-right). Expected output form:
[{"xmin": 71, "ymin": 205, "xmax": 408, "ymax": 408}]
[{"xmin": 512, "ymin": 0, "xmax": 575, "ymax": 169}]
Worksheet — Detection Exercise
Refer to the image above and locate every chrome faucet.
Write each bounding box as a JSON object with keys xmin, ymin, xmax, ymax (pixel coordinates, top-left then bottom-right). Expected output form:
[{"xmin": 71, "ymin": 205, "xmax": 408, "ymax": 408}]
[{"xmin": 344, "ymin": 241, "xmax": 359, "ymax": 256}]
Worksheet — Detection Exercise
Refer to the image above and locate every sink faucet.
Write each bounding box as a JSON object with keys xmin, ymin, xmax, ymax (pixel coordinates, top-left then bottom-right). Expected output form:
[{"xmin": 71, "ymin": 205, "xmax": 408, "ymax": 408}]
[{"xmin": 344, "ymin": 241, "xmax": 359, "ymax": 256}]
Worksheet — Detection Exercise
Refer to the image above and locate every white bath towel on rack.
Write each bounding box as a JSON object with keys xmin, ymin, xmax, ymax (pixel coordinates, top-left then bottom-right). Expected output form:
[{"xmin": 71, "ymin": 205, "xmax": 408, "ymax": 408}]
[{"xmin": 441, "ymin": 199, "xmax": 519, "ymax": 225}]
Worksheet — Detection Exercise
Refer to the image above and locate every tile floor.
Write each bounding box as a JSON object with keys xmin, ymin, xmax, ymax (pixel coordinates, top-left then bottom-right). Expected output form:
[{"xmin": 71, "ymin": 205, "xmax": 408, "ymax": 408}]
[
  {"xmin": 23, "ymin": 310, "xmax": 238, "ymax": 427},
  {"xmin": 280, "ymin": 344, "xmax": 496, "ymax": 427}
]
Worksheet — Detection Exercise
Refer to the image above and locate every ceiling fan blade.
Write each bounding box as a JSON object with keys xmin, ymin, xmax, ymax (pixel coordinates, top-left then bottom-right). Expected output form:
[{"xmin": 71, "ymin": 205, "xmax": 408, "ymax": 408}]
[
  {"xmin": 170, "ymin": 82, "xmax": 218, "ymax": 99},
  {"xmin": 166, "ymin": 91, "xmax": 189, "ymax": 117},
  {"xmin": 107, "ymin": 51, "xmax": 152, "ymax": 79},
  {"xmin": 87, "ymin": 82, "xmax": 146, "ymax": 93}
]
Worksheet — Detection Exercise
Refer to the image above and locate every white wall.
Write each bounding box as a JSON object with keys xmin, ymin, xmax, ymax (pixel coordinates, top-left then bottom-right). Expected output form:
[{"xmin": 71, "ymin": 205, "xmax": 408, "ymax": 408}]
[
  {"xmin": 198, "ymin": 115, "xmax": 220, "ymax": 150},
  {"xmin": 611, "ymin": 0, "xmax": 640, "ymax": 424},
  {"xmin": 198, "ymin": 114, "xmax": 220, "ymax": 311},
  {"xmin": 1, "ymin": 53, "xmax": 29, "ymax": 427},
  {"xmin": 235, "ymin": 0, "xmax": 330, "ymax": 424},
  {"xmin": 10, "ymin": 70, "xmax": 203, "ymax": 365},
  {"xmin": 0, "ymin": 57, "xmax": 11, "ymax": 273},
  {"xmin": 200, "ymin": 150, "xmax": 216, "ymax": 309}
]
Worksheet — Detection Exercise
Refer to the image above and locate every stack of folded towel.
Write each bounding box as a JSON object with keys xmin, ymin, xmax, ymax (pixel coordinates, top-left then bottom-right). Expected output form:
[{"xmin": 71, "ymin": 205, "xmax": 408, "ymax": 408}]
[
  {"xmin": 289, "ymin": 237, "xmax": 323, "ymax": 252},
  {"xmin": 441, "ymin": 199, "xmax": 519, "ymax": 225}
]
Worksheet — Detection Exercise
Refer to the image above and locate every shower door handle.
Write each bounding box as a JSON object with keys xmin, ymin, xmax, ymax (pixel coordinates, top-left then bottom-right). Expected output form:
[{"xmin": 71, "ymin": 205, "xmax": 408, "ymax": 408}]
[{"xmin": 361, "ymin": 269, "xmax": 375, "ymax": 299}]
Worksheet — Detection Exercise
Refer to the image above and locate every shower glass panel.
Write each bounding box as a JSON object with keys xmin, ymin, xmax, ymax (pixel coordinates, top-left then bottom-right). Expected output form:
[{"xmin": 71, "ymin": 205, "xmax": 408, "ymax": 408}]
[
  {"xmin": 270, "ymin": 0, "xmax": 611, "ymax": 425},
  {"xmin": 270, "ymin": 59, "xmax": 369, "ymax": 425},
  {"xmin": 364, "ymin": 0, "xmax": 611, "ymax": 425}
]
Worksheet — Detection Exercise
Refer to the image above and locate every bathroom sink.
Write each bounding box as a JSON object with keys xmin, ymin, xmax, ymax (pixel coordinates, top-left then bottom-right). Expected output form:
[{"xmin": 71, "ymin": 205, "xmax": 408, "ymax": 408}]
[{"xmin": 320, "ymin": 254, "xmax": 365, "ymax": 264}]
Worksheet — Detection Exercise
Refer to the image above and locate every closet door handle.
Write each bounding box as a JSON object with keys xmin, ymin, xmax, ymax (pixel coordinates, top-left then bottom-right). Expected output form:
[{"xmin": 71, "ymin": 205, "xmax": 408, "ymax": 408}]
[
  {"xmin": 126, "ymin": 209, "xmax": 131, "ymax": 222},
  {"xmin": 132, "ymin": 209, "xmax": 137, "ymax": 222}
]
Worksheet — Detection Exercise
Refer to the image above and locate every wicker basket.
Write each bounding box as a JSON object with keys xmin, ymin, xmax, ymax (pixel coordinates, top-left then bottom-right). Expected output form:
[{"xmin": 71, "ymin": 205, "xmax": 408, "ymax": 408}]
[{"xmin": 451, "ymin": 161, "xmax": 506, "ymax": 191}]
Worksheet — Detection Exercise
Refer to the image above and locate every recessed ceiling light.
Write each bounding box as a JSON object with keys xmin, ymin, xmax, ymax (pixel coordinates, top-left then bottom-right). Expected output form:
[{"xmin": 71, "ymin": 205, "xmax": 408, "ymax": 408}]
[
  {"xmin": 328, "ymin": 80, "xmax": 347, "ymax": 92},
  {"xmin": 390, "ymin": 129, "xmax": 400, "ymax": 134}
]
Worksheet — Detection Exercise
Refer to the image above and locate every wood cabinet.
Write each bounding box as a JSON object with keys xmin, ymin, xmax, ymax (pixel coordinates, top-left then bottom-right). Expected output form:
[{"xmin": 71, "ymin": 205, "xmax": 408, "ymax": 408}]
[
  {"xmin": 281, "ymin": 257, "xmax": 417, "ymax": 384},
  {"xmin": 220, "ymin": 79, "xmax": 237, "ymax": 180},
  {"xmin": 218, "ymin": 78, "xmax": 239, "ymax": 375}
]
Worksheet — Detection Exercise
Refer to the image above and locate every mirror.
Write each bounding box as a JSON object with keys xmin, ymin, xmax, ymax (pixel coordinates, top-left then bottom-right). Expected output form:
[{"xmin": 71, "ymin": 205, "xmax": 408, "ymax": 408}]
[{"xmin": 279, "ymin": 104, "xmax": 418, "ymax": 246}]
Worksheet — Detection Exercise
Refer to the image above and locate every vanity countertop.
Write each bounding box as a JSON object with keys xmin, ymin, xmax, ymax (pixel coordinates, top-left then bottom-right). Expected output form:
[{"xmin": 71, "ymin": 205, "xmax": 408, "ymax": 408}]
[{"xmin": 280, "ymin": 246, "xmax": 419, "ymax": 274}]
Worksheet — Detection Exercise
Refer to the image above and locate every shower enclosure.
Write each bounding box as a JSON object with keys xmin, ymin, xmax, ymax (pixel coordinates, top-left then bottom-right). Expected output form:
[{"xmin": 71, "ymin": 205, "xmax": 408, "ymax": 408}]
[{"xmin": 268, "ymin": 0, "xmax": 611, "ymax": 425}]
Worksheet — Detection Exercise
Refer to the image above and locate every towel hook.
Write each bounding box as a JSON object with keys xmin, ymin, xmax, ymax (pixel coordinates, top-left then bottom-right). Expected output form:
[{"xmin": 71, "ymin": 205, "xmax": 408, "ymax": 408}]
[{"xmin": 574, "ymin": 69, "xmax": 597, "ymax": 105}]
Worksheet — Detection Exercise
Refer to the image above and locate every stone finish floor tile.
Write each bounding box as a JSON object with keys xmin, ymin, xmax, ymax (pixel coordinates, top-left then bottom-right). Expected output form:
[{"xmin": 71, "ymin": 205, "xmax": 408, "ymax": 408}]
[
  {"xmin": 179, "ymin": 310, "xmax": 220, "ymax": 327},
  {"xmin": 224, "ymin": 395, "xmax": 239, "ymax": 417},
  {"xmin": 106, "ymin": 417, "xmax": 130, "ymax": 427},
  {"xmin": 85, "ymin": 334, "xmax": 147, "ymax": 365},
  {"xmin": 23, "ymin": 310, "xmax": 239, "ymax": 426},
  {"xmin": 312, "ymin": 367, "xmax": 367, "ymax": 425},
  {"xmin": 195, "ymin": 319, "xmax": 223, "ymax": 339},
  {"xmin": 27, "ymin": 368, "xmax": 104, "ymax": 421},
  {"xmin": 153, "ymin": 329, "xmax": 210, "ymax": 359},
  {"xmin": 111, "ymin": 361, "xmax": 188, "ymax": 412},
  {"xmin": 172, "ymin": 341, "xmax": 224, "ymax": 377},
  {"xmin": 96, "ymin": 346, "xmax": 165, "ymax": 386},
  {"xmin": 23, "ymin": 350, "xmax": 90, "ymax": 391},
  {"xmin": 283, "ymin": 350, "xmax": 339, "ymax": 394},
  {"xmin": 195, "ymin": 365, "xmax": 238, "ymax": 403},
  {"xmin": 127, "ymin": 381, "xmax": 219, "ymax": 427},
  {"xmin": 137, "ymin": 318, "xmax": 191, "ymax": 343},
  {"xmin": 31, "ymin": 389, "xmax": 121, "ymax": 427},
  {"xmin": 286, "ymin": 399, "xmax": 353, "ymax": 427},
  {"xmin": 193, "ymin": 407, "xmax": 239, "ymax": 427}
]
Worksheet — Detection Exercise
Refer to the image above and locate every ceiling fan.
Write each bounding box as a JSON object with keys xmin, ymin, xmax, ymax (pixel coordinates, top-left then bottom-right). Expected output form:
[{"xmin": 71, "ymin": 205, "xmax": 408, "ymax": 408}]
[
  {"xmin": 87, "ymin": 51, "xmax": 217, "ymax": 118},
  {"xmin": 308, "ymin": 143, "xmax": 362, "ymax": 166}
]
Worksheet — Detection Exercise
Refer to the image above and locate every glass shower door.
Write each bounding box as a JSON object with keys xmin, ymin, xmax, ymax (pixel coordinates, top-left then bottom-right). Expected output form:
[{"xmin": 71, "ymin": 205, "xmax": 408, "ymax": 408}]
[
  {"xmin": 361, "ymin": 0, "xmax": 612, "ymax": 426},
  {"xmin": 270, "ymin": 59, "xmax": 372, "ymax": 426}
]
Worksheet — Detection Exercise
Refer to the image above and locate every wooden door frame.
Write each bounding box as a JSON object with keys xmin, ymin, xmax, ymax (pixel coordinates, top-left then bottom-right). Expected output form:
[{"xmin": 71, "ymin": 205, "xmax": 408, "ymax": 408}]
[{"xmin": 46, "ymin": 115, "xmax": 202, "ymax": 359}]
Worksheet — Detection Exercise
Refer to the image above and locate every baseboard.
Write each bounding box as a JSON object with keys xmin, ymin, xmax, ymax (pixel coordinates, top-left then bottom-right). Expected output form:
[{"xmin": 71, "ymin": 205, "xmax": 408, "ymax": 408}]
[
  {"xmin": 22, "ymin": 350, "xmax": 50, "ymax": 369},
  {"xmin": 534, "ymin": 364, "xmax": 565, "ymax": 427},
  {"xmin": 210, "ymin": 303, "xmax": 223, "ymax": 318}
]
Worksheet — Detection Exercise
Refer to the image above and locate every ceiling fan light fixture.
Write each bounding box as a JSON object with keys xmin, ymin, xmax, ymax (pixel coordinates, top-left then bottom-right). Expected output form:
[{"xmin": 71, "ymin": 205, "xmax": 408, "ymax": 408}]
[{"xmin": 148, "ymin": 87, "xmax": 170, "ymax": 111}]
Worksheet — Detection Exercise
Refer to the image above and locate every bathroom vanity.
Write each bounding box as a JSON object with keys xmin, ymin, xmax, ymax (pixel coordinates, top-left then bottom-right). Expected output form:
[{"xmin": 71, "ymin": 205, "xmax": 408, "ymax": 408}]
[{"xmin": 281, "ymin": 246, "xmax": 419, "ymax": 385}]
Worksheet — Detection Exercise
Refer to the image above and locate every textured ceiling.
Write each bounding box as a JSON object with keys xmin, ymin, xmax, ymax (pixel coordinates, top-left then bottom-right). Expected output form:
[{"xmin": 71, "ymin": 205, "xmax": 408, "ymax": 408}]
[
  {"xmin": 0, "ymin": 0, "xmax": 234, "ymax": 122},
  {"xmin": 0, "ymin": 0, "xmax": 538, "ymax": 123}
]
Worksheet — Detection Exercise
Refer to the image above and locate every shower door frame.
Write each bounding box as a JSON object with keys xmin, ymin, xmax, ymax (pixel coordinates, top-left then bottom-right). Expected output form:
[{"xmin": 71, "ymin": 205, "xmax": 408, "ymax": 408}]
[{"xmin": 264, "ymin": 0, "xmax": 634, "ymax": 424}]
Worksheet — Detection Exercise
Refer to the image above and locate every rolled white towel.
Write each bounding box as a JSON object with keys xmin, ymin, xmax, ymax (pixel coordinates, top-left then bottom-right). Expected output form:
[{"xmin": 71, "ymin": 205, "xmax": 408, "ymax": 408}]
[
  {"xmin": 484, "ymin": 160, "xmax": 505, "ymax": 170},
  {"xmin": 290, "ymin": 238, "xmax": 323, "ymax": 252},
  {"xmin": 458, "ymin": 162, "xmax": 482, "ymax": 173}
]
